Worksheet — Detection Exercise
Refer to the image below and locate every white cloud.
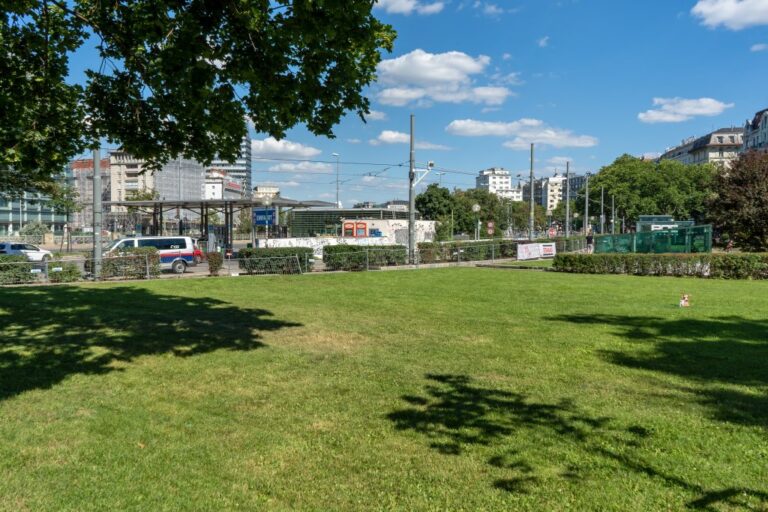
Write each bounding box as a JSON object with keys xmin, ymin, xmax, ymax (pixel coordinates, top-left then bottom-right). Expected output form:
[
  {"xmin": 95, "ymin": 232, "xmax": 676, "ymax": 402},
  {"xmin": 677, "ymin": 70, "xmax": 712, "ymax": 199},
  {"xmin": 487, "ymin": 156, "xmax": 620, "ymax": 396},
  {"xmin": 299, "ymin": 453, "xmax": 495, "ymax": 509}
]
[
  {"xmin": 346, "ymin": 138, "xmax": 362, "ymax": 144},
  {"xmin": 376, "ymin": 49, "xmax": 512, "ymax": 107},
  {"xmin": 538, "ymin": 36, "xmax": 550, "ymax": 48},
  {"xmin": 548, "ymin": 156, "xmax": 573, "ymax": 166},
  {"xmin": 446, "ymin": 118, "xmax": 598, "ymax": 149},
  {"xmin": 375, "ymin": 0, "xmax": 445, "ymax": 15},
  {"xmin": 637, "ymin": 97, "xmax": 734, "ymax": 123},
  {"xmin": 378, "ymin": 49, "xmax": 490, "ymax": 87},
  {"xmin": 252, "ymin": 137, "xmax": 321, "ymax": 159},
  {"xmin": 751, "ymin": 43, "xmax": 768, "ymax": 52},
  {"xmin": 366, "ymin": 110, "xmax": 388, "ymax": 121},
  {"xmin": 502, "ymin": 53, "xmax": 512, "ymax": 60},
  {"xmin": 692, "ymin": 0, "xmax": 768, "ymax": 30},
  {"xmin": 267, "ymin": 161, "xmax": 333, "ymax": 173},
  {"xmin": 490, "ymin": 71, "xmax": 524, "ymax": 85},
  {"xmin": 369, "ymin": 130, "xmax": 451, "ymax": 150}
]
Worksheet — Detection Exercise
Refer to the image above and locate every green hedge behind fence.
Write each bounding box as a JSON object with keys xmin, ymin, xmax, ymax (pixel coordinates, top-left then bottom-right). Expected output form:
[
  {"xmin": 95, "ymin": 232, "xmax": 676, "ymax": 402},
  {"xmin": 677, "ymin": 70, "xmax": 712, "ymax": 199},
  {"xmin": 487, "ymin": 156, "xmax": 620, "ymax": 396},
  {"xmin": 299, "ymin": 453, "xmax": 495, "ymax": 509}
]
[
  {"xmin": 417, "ymin": 240, "xmax": 517, "ymax": 264},
  {"xmin": 0, "ymin": 255, "xmax": 35, "ymax": 285},
  {"xmin": 323, "ymin": 245, "xmax": 407, "ymax": 271},
  {"xmin": 553, "ymin": 253, "xmax": 768, "ymax": 279},
  {"xmin": 237, "ymin": 247, "xmax": 315, "ymax": 274},
  {"xmin": 99, "ymin": 247, "xmax": 161, "ymax": 279}
]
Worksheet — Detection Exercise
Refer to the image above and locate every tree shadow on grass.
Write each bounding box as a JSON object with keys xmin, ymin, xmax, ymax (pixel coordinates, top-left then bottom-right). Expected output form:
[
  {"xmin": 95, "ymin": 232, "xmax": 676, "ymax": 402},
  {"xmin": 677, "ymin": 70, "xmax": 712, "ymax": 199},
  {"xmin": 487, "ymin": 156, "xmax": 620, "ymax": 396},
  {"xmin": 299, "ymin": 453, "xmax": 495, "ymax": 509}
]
[
  {"xmin": 387, "ymin": 374, "xmax": 768, "ymax": 509},
  {"xmin": 0, "ymin": 285, "xmax": 301, "ymax": 401},
  {"xmin": 550, "ymin": 314, "xmax": 768, "ymax": 429}
]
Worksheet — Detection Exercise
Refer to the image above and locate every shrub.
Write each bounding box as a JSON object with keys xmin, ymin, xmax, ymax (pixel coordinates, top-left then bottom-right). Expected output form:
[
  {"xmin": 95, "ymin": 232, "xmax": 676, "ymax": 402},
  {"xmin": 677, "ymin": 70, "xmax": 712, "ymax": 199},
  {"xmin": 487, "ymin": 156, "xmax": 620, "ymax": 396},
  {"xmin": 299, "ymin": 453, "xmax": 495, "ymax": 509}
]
[
  {"xmin": 0, "ymin": 255, "xmax": 35, "ymax": 285},
  {"xmin": 323, "ymin": 245, "xmax": 406, "ymax": 271},
  {"xmin": 552, "ymin": 253, "xmax": 768, "ymax": 279},
  {"xmin": 237, "ymin": 247, "xmax": 314, "ymax": 274},
  {"xmin": 19, "ymin": 222, "xmax": 50, "ymax": 236},
  {"xmin": 417, "ymin": 240, "xmax": 516, "ymax": 264},
  {"xmin": 99, "ymin": 247, "xmax": 160, "ymax": 280},
  {"xmin": 48, "ymin": 262, "xmax": 82, "ymax": 283},
  {"xmin": 206, "ymin": 252, "xmax": 223, "ymax": 276}
]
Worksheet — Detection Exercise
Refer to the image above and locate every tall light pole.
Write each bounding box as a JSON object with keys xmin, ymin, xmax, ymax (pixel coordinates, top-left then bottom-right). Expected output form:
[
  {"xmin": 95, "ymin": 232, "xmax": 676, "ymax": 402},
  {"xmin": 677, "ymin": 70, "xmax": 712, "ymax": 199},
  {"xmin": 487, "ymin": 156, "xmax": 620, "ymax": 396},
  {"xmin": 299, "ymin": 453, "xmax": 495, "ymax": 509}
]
[
  {"xmin": 436, "ymin": 171, "xmax": 446, "ymax": 186},
  {"xmin": 600, "ymin": 186, "xmax": 605, "ymax": 234},
  {"xmin": 332, "ymin": 152, "xmax": 340, "ymax": 208},
  {"xmin": 408, "ymin": 114, "xmax": 416, "ymax": 263},
  {"xmin": 93, "ymin": 148, "xmax": 102, "ymax": 278},
  {"xmin": 584, "ymin": 173, "xmax": 590, "ymax": 235},
  {"xmin": 529, "ymin": 143, "xmax": 535, "ymax": 240},
  {"xmin": 565, "ymin": 161, "xmax": 571, "ymax": 239}
]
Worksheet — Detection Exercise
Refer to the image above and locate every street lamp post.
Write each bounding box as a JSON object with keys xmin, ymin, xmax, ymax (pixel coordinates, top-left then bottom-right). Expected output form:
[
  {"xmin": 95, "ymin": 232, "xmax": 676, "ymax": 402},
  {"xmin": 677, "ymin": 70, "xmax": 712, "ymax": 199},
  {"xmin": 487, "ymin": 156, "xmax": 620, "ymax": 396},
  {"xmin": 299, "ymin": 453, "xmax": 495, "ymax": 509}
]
[
  {"xmin": 332, "ymin": 152, "xmax": 340, "ymax": 208},
  {"xmin": 472, "ymin": 203, "xmax": 481, "ymax": 240}
]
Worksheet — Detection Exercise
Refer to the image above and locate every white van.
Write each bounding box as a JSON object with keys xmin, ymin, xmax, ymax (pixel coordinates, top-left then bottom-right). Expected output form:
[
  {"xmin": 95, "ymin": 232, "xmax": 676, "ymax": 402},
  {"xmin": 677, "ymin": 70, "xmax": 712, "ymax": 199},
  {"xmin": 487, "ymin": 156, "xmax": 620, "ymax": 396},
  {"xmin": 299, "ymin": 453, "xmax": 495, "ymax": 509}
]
[{"xmin": 106, "ymin": 236, "xmax": 198, "ymax": 273}]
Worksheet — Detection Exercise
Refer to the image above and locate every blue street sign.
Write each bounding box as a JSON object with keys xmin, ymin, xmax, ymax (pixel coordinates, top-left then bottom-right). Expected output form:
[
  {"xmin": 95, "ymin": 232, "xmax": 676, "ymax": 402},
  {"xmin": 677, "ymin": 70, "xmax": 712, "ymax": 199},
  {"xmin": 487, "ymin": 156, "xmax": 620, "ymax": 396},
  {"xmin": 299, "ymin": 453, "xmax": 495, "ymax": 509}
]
[{"xmin": 253, "ymin": 208, "xmax": 277, "ymax": 226}]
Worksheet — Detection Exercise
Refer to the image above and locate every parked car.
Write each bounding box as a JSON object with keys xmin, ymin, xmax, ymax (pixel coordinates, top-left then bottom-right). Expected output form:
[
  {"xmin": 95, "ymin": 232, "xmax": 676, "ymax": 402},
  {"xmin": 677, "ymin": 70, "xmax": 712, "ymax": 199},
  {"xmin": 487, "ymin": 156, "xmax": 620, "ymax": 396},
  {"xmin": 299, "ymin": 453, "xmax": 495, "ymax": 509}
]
[
  {"xmin": 106, "ymin": 236, "xmax": 198, "ymax": 274},
  {"xmin": 0, "ymin": 242, "xmax": 53, "ymax": 262}
]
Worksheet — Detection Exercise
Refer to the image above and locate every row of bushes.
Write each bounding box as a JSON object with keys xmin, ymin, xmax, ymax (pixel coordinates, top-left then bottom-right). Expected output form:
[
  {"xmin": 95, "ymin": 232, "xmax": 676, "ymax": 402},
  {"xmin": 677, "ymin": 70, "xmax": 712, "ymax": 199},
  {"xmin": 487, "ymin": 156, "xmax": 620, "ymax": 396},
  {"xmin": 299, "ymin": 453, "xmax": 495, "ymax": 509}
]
[
  {"xmin": 237, "ymin": 247, "xmax": 315, "ymax": 274},
  {"xmin": 553, "ymin": 253, "xmax": 768, "ymax": 279},
  {"xmin": 417, "ymin": 240, "xmax": 517, "ymax": 264},
  {"xmin": 323, "ymin": 244, "xmax": 407, "ymax": 271},
  {"xmin": 0, "ymin": 255, "xmax": 35, "ymax": 285},
  {"xmin": 99, "ymin": 247, "xmax": 161, "ymax": 279}
]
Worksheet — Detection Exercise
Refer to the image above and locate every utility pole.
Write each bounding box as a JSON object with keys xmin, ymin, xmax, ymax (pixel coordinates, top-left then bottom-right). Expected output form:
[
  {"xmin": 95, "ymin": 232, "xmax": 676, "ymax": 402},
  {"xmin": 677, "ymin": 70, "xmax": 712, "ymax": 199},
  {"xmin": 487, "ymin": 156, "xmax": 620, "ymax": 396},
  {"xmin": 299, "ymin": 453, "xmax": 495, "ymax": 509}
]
[
  {"xmin": 565, "ymin": 161, "xmax": 571, "ymax": 239},
  {"xmin": 332, "ymin": 152, "xmax": 340, "ymax": 207},
  {"xmin": 408, "ymin": 114, "xmax": 416, "ymax": 263},
  {"xmin": 93, "ymin": 148, "xmax": 102, "ymax": 278},
  {"xmin": 611, "ymin": 195, "xmax": 615, "ymax": 234},
  {"xmin": 600, "ymin": 186, "xmax": 605, "ymax": 234},
  {"xmin": 528, "ymin": 143, "xmax": 535, "ymax": 240},
  {"xmin": 584, "ymin": 173, "xmax": 590, "ymax": 235}
]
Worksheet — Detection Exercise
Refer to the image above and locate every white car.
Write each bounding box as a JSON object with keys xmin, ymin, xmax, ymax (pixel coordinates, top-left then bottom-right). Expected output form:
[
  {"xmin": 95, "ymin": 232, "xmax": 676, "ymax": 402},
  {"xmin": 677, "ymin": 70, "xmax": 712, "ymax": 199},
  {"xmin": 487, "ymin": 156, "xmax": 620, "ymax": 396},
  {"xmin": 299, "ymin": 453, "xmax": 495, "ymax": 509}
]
[{"xmin": 0, "ymin": 242, "xmax": 53, "ymax": 262}]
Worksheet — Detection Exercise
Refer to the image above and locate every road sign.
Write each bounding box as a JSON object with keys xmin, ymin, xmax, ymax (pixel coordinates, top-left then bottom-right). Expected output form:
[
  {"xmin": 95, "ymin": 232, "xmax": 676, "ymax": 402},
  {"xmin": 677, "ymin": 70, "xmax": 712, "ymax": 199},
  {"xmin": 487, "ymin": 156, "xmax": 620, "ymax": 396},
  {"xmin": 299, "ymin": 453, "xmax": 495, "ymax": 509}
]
[
  {"xmin": 486, "ymin": 221, "xmax": 495, "ymax": 235},
  {"xmin": 253, "ymin": 208, "xmax": 277, "ymax": 226},
  {"xmin": 548, "ymin": 227, "xmax": 557, "ymax": 238}
]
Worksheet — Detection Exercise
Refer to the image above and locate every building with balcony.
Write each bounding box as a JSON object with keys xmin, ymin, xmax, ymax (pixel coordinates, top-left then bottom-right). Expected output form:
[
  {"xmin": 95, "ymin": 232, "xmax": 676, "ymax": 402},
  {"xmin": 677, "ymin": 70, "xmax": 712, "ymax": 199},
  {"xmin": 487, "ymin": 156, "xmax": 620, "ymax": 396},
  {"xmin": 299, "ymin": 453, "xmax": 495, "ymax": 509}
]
[
  {"xmin": 69, "ymin": 157, "xmax": 111, "ymax": 230},
  {"xmin": 660, "ymin": 127, "xmax": 744, "ymax": 168},
  {"xmin": 743, "ymin": 108, "xmax": 768, "ymax": 153},
  {"xmin": 0, "ymin": 193, "xmax": 68, "ymax": 235},
  {"xmin": 475, "ymin": 167, "xmax": 521, "ymax": 200},
  {"xmin": 206, "ymin": 135, "xmax": 252, "ymax": 196}
]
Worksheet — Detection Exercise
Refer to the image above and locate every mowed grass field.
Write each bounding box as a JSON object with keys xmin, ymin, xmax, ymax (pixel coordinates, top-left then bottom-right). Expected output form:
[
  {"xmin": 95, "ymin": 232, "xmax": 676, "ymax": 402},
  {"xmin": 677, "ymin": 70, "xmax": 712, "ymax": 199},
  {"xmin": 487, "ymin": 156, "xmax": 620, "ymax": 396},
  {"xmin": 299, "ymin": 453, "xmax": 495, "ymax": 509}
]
[{"xmin": 1, "ymin": 269, "xmax": 766, "ymax": 511}]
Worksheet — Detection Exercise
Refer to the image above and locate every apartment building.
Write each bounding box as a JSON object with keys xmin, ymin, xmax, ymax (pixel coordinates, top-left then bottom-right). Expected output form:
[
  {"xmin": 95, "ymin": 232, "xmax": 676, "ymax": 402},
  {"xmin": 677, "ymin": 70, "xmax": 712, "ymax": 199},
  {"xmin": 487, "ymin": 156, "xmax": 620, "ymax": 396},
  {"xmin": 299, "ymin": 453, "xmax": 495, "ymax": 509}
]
[
  {"xmin": 660, "ymin": 127, "xmax": 743, "ymax": 168},
  {"xmin": 743, "ymin": 108, "xmax": 768, "ymax": 152}
]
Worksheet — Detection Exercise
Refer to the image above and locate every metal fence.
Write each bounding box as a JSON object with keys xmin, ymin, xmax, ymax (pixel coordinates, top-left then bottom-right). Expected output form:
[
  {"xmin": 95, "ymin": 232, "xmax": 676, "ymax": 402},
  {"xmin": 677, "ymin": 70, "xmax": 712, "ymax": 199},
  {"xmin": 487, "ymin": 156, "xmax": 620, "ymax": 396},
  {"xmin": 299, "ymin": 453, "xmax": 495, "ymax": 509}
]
[
  {"xmin": 595, "ymin": 225, "xmax": 713, "ymax": 254},
  {"xmin": 0, "ymin": 238, "xmax": 593, "ymax": 286},
  {"xmin": 0, "ymin": 235, "xmax": 45, "ymax": 245}
]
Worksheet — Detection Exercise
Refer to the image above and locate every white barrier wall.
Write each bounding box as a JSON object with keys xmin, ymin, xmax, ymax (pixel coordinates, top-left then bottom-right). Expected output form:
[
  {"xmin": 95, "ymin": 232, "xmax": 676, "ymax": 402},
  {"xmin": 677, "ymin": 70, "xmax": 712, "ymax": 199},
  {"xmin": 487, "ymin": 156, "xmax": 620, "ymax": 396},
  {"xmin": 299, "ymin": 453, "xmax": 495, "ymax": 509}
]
[{"xmin": 258, "ymin": 237, "xmax": 393, "ymax": 257}]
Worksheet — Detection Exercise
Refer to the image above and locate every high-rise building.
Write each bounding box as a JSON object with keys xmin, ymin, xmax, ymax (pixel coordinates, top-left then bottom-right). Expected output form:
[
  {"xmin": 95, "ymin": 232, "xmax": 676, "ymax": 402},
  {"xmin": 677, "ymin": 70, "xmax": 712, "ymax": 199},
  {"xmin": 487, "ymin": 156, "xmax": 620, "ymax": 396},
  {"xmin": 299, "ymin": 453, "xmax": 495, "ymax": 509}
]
[
  {"xmin": 206, "ymin": 135, "xmax": 252, "ymax": 196},
  {"xmin": 69, "ymin": 157, "xmax": 111, "ymax": 230},
  {"xmin": 109, "ymin": 151, "xmax": 206, "ymax": 213}
]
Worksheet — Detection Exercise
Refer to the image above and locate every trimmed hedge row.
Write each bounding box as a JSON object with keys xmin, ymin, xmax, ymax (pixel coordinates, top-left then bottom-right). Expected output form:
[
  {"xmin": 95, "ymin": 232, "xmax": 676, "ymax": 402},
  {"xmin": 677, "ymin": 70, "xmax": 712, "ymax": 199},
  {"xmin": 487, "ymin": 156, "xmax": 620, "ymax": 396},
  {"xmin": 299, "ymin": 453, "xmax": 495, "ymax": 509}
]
[
  {"xmin": 237, "ymin": 247, "xmax": 314, "ymax": 274},
  {"xmin": 100, "ymin": 247, "xmax": 161, "ymax": 279},
  {"xmin": 323, "ymin": 244, "xmax": 407, "ymax": 271},
  {"xmin": 553, "ymin": 253, "xmax": 768, "ymax": 279},
  {"xmin": 48, "ymin": 263, "xmax": 83, "ymax": 283},
  {"xmin": 417, "ymin": 240, "xmax": 516, "ymax": 264},
  {"xmin": 0, "ymin": 255, "xmax": 35, "ymax": 285}
]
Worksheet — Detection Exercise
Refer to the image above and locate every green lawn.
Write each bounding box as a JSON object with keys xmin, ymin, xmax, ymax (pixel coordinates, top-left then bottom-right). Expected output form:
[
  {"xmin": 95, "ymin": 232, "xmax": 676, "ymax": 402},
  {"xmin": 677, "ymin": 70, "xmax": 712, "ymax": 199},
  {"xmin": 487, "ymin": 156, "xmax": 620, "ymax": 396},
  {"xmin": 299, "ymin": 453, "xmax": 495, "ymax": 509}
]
[
  {"xmin": 500, "ymin": 258, "xmax": 554, "ymax": 268},
  {"xmin": 1, "ymin": 269, "xmax": 766, "ymax": 511}
]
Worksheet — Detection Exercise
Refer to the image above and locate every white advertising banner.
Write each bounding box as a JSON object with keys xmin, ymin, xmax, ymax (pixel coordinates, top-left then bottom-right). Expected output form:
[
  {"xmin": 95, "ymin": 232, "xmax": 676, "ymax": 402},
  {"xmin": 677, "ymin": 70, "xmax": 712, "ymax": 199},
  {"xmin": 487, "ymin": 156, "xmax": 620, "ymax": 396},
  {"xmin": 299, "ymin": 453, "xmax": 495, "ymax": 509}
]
[{"xmin": 517, "ymin": 242, "xmax": 557, "ymax": 261}]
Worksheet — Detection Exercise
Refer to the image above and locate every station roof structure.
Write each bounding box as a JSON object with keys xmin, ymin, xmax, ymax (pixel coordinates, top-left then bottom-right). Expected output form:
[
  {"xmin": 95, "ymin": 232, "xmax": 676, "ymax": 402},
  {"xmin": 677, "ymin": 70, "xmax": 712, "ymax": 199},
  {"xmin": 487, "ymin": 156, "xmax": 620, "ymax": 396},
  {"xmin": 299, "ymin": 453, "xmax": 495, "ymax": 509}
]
[{"xmin": 105, "ymin": 197, "xmax": 335, "ymax": 210}]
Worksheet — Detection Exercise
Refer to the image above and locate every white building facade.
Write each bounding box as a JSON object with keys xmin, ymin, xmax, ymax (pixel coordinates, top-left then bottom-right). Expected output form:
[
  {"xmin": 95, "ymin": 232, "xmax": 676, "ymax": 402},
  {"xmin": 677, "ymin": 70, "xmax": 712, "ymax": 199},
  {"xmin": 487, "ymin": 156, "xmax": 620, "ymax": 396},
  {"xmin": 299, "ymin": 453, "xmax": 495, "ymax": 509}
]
[
  {"xmin": 660, "ymin": 127, "xmax": 744, "ymax": 168},
  {"xmin": 206, "ymin": 135, "xmax": 252, "ymax": 196},
  {"xmin": 110, "ymin": 152, "xmax": 206, "ymax": 213},
  {"xmin": 475, "ymin": 168, "xmax": 520, "ymax": 200},
  {"xmin": 744, "ymin": 108, "xmax": 768, "ymax": 152}
]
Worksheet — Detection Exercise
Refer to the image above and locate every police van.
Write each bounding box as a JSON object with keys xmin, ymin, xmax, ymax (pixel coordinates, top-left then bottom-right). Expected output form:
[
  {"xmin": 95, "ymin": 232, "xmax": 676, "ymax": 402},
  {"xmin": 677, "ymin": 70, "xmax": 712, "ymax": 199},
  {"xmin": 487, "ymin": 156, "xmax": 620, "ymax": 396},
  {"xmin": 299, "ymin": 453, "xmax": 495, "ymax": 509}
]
[{"xmin": 106, "ymin": 236, "xmax": 198, "ymax": 274}]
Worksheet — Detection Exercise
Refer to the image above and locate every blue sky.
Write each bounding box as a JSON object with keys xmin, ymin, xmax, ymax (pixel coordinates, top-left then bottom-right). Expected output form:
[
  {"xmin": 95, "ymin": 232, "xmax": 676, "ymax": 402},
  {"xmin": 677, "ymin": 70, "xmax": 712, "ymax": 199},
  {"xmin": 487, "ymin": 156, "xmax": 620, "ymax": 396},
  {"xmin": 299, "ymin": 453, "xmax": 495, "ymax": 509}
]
[
  {"xmin": 255, "ymin": 0, "xmax": 768, "ymax": 205},
  {"xmin": 72, "ymin": 0, "xmax": 768, "ymax": 206}
]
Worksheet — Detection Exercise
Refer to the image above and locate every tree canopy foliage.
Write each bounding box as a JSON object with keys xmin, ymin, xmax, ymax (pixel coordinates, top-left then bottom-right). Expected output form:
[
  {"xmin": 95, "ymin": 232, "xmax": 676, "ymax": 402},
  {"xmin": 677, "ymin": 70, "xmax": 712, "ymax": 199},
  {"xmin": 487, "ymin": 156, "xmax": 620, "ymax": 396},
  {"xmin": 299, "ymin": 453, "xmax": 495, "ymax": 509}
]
[
  {"xmin": 577, "ymin": 155, "xmax": 716, "ymax": 229},
  {"xmin": 709, "ymin": 151, "xmax": 768, "ymax": 252},
  {"xmin": 415, "ymin": 184, "xmax": 547, "ymax": 240},
  {"xmin": 0, "ymin": 0, "xmax": 395, "ymax": 196}
]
